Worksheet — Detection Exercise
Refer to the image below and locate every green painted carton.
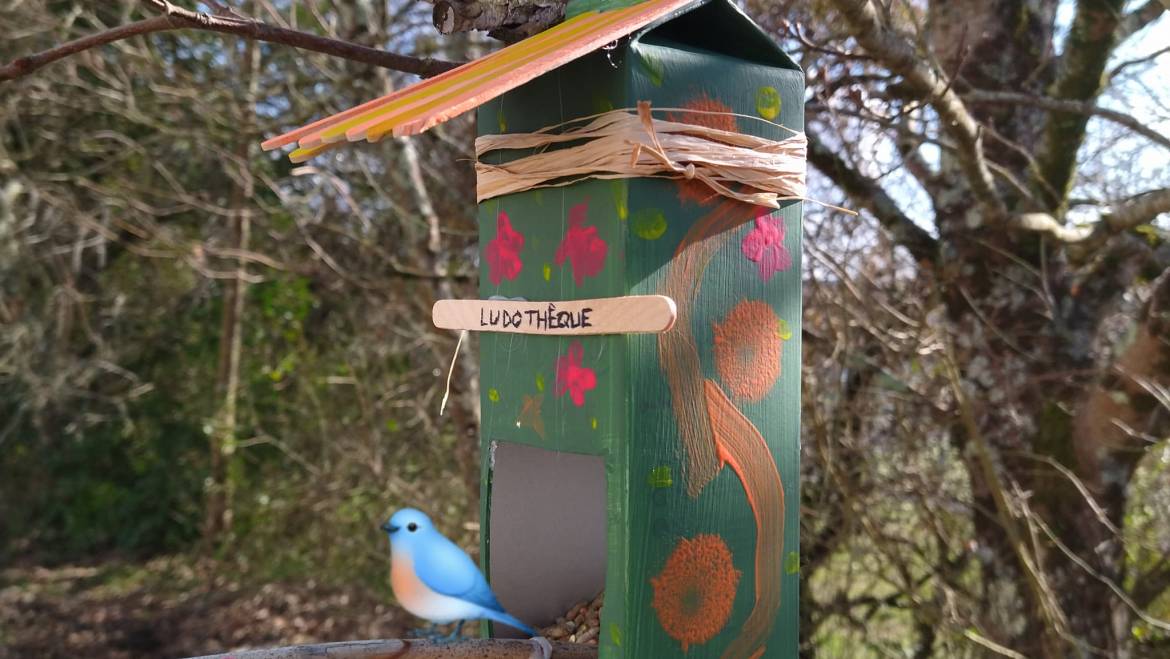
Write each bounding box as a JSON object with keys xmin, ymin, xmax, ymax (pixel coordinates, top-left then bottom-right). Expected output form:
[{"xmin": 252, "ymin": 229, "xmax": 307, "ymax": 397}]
[{"xmin": 475, "ymin": 1, "xmax": 802, "ymax": 656}]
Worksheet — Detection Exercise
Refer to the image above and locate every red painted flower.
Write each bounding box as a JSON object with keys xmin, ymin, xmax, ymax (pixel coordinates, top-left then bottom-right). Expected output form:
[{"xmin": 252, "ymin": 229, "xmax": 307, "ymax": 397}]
[
  {"xmin": 555, "ymin": 203, "xmax": 608, "ymax": 286},
  {"xmin": 486, "ymin": 211, "xmax": 524, "ymax": 285},
  {"xmin": 555, "ymin": 341, "xmax": 597, "ymax": 407},
  {"xmin": 741, "ymin": 210, "xmax": 791, "ymax": 281}
]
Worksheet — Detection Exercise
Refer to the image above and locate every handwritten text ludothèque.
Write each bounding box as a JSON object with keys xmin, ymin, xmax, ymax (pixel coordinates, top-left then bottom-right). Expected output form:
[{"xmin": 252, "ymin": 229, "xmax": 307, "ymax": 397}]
[{"xmin": 480, "ymin": 303, "xmax": 593, "ymax": 331}]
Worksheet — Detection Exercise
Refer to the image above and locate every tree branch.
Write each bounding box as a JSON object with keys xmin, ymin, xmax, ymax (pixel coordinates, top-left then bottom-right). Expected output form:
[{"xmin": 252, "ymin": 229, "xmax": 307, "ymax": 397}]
[
  {"xmin": 0, "ymin": 1, "xmax": 461, "ymax": 83},
  {"xmin": 1030, "ymin": 0, "xmax": 1128, "ymax": 213},
  {"xmin": 825, "ymin": 0, "xmax": 1006, "ymax": 221},
  {"xmin": 188, "ymin": 638, "xmax": 596, "ymax": 659},
  {"xmin": 963, "ymin": 91, "xmax": 1170, "ymax": 151},
  {"xmin": 429, "ymin": 0, "xmax": 568, "ymax": 42},
  {"xmin": 1013, "ymin": 188, "xmax": 1169, "ymax": 244},
  {"xmin": 807, "ymin": 129, "xmax": 938, "ymax": 263},
  {"xmin": 1108, "ymin": 43, "xmax": 1170, "ymax": 82},
  {"xmin": 1117, "ymin": 0, "xmax": 1167, "ymax": 44},
  {"xmin": 1103, "ymin": 188, "xmax": 1170, "ymax": 233},
  {"xmin": 1, "ymin": 15, "xmax": 173, "ymax": 82},
  {"xmin": 1013, "ymin": 213, "xmax": 1094, "ymax": 242}
]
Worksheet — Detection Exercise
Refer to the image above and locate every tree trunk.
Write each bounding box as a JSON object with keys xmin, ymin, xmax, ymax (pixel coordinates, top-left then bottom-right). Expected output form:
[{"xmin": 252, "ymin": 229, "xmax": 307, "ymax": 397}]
[
  {"xmin": 204, "ymin": 30, "xmax": 260, "ymax": 546},
  {"xmin": 391, "ymin": 68, "xmax": 482, "ymax": 504},
  {"xmin": 204, "ymin": 192, "xmax": 250, "ymax": 543},
  {"xmin": 925, "ymin": 1, "xmax": 1152, "ymax": 656}
]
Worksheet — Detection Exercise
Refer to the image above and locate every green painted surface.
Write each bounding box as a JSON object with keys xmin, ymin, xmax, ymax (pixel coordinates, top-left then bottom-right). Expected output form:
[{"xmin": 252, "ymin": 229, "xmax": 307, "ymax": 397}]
[
  {"xmin": 476, "ymin": 52, "xmax": 627, "ymax": 459},
  {"xmin": 564, "ymin": 0, "xmax": 657, "ymax": 20},
  {"xmin": 475, "ymin": 1, "xmax": 802, "ymax": 656}
]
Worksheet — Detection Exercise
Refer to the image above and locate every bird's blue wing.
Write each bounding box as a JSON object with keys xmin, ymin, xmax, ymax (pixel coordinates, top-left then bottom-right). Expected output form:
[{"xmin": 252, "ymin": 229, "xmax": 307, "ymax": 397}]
[{"xmin": 413, "ymin": 534, "xmax": 505, "ymax": 612}]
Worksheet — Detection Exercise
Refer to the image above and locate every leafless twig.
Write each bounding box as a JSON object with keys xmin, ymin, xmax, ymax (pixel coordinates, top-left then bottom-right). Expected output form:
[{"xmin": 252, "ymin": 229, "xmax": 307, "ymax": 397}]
[{"xmin": 0, "ymin": 0, "xmax": 461, "ymax": 83}]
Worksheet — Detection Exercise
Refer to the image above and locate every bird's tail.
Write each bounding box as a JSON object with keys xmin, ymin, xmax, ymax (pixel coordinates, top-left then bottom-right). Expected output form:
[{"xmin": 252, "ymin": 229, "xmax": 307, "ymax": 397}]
[{"xmin": 481, "ymin": 608, "xmax": 537, "ymax": 637}]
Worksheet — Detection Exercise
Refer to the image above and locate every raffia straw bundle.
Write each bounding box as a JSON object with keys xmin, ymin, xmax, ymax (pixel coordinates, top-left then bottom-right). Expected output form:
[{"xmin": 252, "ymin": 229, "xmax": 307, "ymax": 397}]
[{"xmin": 475, "ymin": 101, "xmax": 812, "ymax": 209}]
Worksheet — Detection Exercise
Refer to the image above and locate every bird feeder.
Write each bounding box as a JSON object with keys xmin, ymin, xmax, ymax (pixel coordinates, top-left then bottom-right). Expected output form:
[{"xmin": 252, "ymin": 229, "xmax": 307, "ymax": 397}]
[{"xmin": 264, "ymin": 1, "xmax": 803, "ymax": 656}]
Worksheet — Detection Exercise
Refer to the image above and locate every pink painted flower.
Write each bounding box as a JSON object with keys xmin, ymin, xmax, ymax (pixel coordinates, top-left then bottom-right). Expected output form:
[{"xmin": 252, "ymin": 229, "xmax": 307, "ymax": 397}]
[
  {"xmin": 555, "ymin": 203, "xmax": 608, "ymax": 286},
  {"xmin": 741, "ymin": 210, "xmax": 791, "ymax": 281},
  {"xmin": 555, "ymin": 341, "xmax": 597, "ymax": 407},
  {"xmin": 486, "ymin": 211, "xmax": 524, "ymax": 285}
]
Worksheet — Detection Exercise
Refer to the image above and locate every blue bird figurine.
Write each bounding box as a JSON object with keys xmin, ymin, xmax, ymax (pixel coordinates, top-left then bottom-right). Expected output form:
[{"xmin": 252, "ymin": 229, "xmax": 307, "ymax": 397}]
[{"xmin": 380, "ymin": 508, "xmax": 537, "ymax": 641}]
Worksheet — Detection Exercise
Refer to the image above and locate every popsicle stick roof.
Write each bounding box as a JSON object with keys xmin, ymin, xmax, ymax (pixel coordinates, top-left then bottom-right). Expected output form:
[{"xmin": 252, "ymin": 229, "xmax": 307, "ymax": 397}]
[{"xmin": 261, "ymin": 0, "xmax": 699, "ymax": 162}]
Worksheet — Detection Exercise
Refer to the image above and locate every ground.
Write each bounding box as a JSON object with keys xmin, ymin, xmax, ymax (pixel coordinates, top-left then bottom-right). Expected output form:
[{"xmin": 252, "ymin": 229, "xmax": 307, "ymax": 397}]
[{"xmin": 0, "ymin": 558, "xmax": 410, "ymax": 659}]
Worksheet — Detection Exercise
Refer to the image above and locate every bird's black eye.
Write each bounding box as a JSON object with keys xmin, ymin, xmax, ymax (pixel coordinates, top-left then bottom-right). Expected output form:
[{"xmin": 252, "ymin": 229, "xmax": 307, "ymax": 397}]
[{"xmin": 407, "ymin": 523, "xmax": 418, "ymax": 532}]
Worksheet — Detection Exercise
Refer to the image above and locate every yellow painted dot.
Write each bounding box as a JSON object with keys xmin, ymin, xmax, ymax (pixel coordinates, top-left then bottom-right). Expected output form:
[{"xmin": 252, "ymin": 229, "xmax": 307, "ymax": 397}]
[
  {"xmin": 496, "ymin": 107, "xmax": 507, "ymax": 132},
  {"xmin": 535, "ymin": 373, "xmax": 545, "ymax": 392},
  {"xmin": 647, "ymin": 466, "xmax": 673, "ymax": 488},
  {"xmin": 756, "ymin": 86, "xmax": 781, "ymax": 120},
  {"xmin": 543, "ymin": 263, "xmax": 552, "ymax": 281},
  {"xmin": 612, "ymin": 181, "xmax": 628, "ymax": 221},
  {"xmin": 777, "ymin": 318, "xmax": 792, "ymax": 341},
  {"xmin": 632, "ymin": 208, "xmax": 667, "ymax": 240},
  {"xmin": 639, "ymin": 54, "xmax": 664, "ymax": 87},
  {"xmin": 488, "ymin": 388, "xmax": 500, "ymax": 403},
  {"xmin": 591, "ymin": 417, "xmax": 599, "ymax": 430},
  {"xmin": 785, "ymin": 551, "xmax": 800, "ymax": 574}
]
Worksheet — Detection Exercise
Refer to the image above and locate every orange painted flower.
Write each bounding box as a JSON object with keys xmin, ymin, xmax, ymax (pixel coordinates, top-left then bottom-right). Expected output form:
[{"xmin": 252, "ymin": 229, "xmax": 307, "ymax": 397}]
[
  {"xmin": 651, "ymin": 534, "xmax": 741, "ymax": 652},
  {"xmin": 670, "ymin": 95, "xmax": 737, "ymax": 208},
  {"xmin": 516, "ymin": 393, "xmax": 545, "ymax": 440},
  {"xmin": 713, "ymin": 300, "xmax": 782, "ymax": 401},
  {"xmin": 668, "ymin": 93, "xmax": 738, "ymax": 133}
]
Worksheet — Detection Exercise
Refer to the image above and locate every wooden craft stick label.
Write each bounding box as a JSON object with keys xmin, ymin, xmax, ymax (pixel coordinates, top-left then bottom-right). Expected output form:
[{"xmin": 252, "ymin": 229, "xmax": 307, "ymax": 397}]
[
  {"xmin": 481, "ymin": 303, "xmax": 593, "ymax": 331},
  {"xmin": 433, "ymin": 295, "xmax": 677, "ymax": 335}
]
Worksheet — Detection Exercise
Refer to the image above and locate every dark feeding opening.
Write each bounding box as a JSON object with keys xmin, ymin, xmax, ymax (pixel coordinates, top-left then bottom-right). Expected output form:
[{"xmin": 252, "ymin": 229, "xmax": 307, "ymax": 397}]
[{"xmin": 486, "ymin": 441, "xmax": 607, "ymax": 638}]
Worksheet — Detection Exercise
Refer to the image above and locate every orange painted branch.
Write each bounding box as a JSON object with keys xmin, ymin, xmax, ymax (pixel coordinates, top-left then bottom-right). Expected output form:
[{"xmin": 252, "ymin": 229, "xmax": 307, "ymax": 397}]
[
  {"xmin": 655, "ymin": 196, "xmax": 785, "ymax": 656},
  {"xmin": 704, "ymin": 379, "xmax": 785, "ymax": 659},
  {"xmin": 657, "ymin": 198, "xmax": 757, "ymax": 497}
]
